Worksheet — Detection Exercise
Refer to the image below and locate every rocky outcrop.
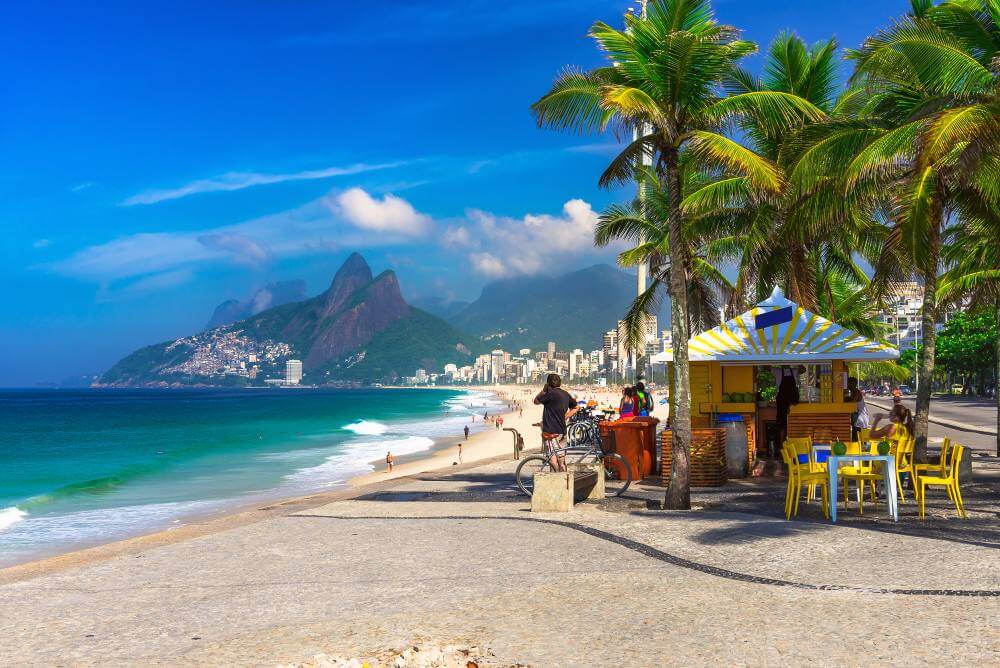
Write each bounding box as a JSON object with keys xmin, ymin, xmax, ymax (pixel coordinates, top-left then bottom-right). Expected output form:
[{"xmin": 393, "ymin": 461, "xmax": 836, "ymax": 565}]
[
  {"xmin": 205, "ymin": 280, "xmax": 307, "ymax": 329},
  {"xmin": 304, "ymin": 270, "xmax": 409, "ymax": 368}
]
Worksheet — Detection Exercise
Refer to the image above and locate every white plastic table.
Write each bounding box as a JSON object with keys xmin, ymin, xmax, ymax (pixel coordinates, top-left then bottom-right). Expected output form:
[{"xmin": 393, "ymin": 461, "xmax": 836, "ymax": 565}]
[{"xmin": 828, "ymin": 454, "xmax": 898, "ymax": 522}]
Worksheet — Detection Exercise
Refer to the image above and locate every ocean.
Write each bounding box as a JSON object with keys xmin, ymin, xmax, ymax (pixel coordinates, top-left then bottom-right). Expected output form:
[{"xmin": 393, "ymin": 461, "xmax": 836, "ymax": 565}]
[{"xmin": 0, "ymin": 387, "xmax": 501, "ymax": 567}]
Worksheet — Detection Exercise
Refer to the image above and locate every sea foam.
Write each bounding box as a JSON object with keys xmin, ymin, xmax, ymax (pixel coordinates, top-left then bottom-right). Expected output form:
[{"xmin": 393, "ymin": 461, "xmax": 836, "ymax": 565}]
[
  {"xmin": 342, "ymin": 419, "xmax": 389, "ymax": 436},
  {"xmin": 284, "ymin": 435, "xmax": 435, "ymax": 487},
  {"xmin": 0, "ymin": 507, "xmax": 27, "ymax": 532}
]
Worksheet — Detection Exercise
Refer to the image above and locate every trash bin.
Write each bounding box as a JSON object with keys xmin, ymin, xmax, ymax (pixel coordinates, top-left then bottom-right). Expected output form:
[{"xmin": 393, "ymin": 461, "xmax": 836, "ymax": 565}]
[
  {"xmin": 718, "ymin": 413, "xmax": 748, "ymax": 478},
  {"xmin": 600, "ymin": 418, "xmax": 660, "ymax": 480}
]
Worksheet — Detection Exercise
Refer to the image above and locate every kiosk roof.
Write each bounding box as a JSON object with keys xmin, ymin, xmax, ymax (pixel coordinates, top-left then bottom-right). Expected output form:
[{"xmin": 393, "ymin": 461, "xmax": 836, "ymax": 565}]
[{"xmin": 652, "ymin": 287, "xmax": 898, "ymax": 364}]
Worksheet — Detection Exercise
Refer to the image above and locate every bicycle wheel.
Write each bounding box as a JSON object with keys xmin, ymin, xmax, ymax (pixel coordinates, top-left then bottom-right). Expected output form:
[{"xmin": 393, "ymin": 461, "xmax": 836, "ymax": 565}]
[
  {"xmin": 566, "ymin": 421, "xmax": 588, "ymax": 446},
  {"xmin": 602, "ymin": 452, "xmax": 633, "ymax": 497},
  {"xmin": 515, "ymin": 455, "xmax": 551, "ymax": 496}
]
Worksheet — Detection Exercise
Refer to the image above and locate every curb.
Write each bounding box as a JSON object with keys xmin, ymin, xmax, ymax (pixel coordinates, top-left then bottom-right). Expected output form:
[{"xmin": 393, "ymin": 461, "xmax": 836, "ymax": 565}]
[{"xmin": 868, "ymin": 400, "xmax": 997, "ymax": 436}]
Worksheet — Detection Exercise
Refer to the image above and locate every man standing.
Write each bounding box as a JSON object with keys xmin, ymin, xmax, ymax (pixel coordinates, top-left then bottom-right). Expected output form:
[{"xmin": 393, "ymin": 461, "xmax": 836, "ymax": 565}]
[
  {"xmin": 533, "ymin": 373, "xmax": 578, "ymax": 472},
  {"xmin": 464, "ymin": 424, "xmax": 470, "ymax": 440}
]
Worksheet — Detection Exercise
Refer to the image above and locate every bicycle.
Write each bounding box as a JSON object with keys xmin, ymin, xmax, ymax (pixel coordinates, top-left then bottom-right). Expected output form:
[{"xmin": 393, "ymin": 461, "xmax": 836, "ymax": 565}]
[{"xmin": 514, "ymin": 412, "xmax": 633, "ymax": 497}]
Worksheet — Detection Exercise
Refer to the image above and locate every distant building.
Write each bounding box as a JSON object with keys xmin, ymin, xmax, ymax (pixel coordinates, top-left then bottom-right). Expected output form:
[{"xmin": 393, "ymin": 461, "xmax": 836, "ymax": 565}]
[
  {"xmin": 415, "ymin": 368, "xmax": 428, "ymax": 383},
  {"xmin": 547, "ymin": 341, "xmax": 556, "ymax": 360},
  {"xmin": 285, "ymin": 359, "xmax": 303, "ymax": 385},
  {"xmin": 874, "ymin": 282, "xmax": 958, "ymax": 351},
  {"xmin": 518, "ymin": 348, "xmax": 532, "ymax": 356},
  {"xmin": 490, "ymin": 349, "xmax": 506, "ymax": 383}
]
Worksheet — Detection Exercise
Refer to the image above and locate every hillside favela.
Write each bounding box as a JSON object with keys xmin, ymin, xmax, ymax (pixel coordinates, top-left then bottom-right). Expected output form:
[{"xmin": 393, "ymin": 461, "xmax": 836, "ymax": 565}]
[{"xmin": 2, "ymin": 1, "xmax": 999, "ymax": 666}]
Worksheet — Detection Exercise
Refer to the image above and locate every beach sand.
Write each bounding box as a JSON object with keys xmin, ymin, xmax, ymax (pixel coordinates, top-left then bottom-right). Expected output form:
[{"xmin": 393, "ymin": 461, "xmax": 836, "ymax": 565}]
[
  {"xmin": 351, "ymin": 386, "xmax": 541, "ymax": 487},
  {"xmin": 350, "ymin": 384, "xmax": 626, "ymax": 487}
]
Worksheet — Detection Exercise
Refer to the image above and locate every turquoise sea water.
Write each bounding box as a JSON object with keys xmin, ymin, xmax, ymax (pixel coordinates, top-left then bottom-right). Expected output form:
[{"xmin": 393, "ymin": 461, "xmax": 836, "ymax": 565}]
[{"xmin": 0, "ymin": 388, "xmax": 500, "ymax": 566}]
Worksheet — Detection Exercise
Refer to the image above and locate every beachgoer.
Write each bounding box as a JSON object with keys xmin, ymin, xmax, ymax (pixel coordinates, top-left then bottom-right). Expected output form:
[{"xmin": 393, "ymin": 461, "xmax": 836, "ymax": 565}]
[
  {"xmin": 484, "ymin": 411, "xmax": 488, "ymax": 420},
  {"xmin": 385, "ymin": 451, "xmax": 394, "ymax": 473},
  {"xmin": 891, "ymin": 386, "xmax": 902, "ymax": 404},
  {"xmin": 846, "ymin": 376, "xmax": 869, "ymax": 440},
  {"xmin": 619, "ymin": 386, "xmax": 637, "ymax": 419},
  {"xmin": 498, "ymin": 416, "xmax": 503, "ymax": 429},
  {"xmin": 869, "ymin": 404, "xmax": 914, "ymax": 441},
  {"xmin": 635, "ymin": 381, "xmax": 654, "ymax": 416},
  {"xmin": 533, "ymin": 373, "xmax": 578, "ymax": 472},
  {"xmin": 458, "ymin": 440, "xmax": 463, "ymax": 462},
  {"xmin": 464, "ymin": 425, "xmax": 470, "ymax": 440}
]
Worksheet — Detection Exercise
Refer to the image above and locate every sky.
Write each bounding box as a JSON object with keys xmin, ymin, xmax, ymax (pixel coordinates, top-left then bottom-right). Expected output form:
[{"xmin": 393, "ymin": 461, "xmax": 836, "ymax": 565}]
[{"xmin": 1, "ymin": 1, "xmax": 909, "ymax": 386}]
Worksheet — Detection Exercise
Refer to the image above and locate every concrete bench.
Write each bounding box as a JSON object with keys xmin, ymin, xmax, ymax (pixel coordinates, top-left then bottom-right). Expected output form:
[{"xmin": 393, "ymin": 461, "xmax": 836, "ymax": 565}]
[{"xmin": 530, "ymin": 464, "xmax": 604, "ymax": 512}]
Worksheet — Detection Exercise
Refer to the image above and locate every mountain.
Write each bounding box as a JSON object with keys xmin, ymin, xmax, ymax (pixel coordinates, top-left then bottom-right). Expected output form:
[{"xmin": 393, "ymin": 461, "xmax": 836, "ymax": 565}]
[
  {"xmin": 101, "ymin": 254, "xmax": 480, "ymax": 386},
  {"xmin": 205, "ymin": 280, "xmax": 306, "ymax": 329},
  {"xmin": 409, "ymin": 295, "xmax": 470, "ymax": 320},
  {"xmin": 449, "ymin": 264, "xmax": 670, "ymax": 352}
]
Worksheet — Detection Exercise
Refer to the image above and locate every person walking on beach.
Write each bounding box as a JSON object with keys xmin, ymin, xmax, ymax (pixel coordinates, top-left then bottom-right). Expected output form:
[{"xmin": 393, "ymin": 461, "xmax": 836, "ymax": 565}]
[
  {"xmin": 464, "ymin": 424, "xmax": 470, "ymax": 440},
  {"xmin": 496, "ymin": 416, "xmax": 503, "ymax": 430},
  {"xmin": 534, "ymin": 373, "xmax": 578, "ymax": 472},
  {"xmin": 457, "ymin": 440, "xmax": 463, "ymax": 463},
  {"xmin": 385, "ymin": 451, "xmax": 394, "ymax": 473}
]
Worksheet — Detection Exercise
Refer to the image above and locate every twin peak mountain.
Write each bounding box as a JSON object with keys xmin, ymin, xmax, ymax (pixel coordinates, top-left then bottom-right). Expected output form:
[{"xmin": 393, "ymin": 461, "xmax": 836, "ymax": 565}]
[{"xmin": 102, "ymin": 253, "xmax": 648, "ymax": 386}]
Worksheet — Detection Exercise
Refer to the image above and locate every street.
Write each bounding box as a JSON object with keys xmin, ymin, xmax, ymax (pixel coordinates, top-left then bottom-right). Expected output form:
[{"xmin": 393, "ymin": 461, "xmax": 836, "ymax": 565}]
[{"xmin": 868, "ymin": 395, "xmax": 998, "ymax": 452}]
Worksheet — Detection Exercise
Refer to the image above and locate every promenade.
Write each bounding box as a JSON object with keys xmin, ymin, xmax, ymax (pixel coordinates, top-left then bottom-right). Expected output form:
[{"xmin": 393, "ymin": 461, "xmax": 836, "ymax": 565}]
[{"xmin": 2, "ymin": 442, "xmax": 998, "ymax": 666}]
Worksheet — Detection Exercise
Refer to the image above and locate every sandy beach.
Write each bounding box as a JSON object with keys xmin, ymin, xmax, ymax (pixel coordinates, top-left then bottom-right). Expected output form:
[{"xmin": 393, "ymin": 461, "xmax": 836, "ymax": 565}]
[{"xmin": 350, "ymin": 384, "xmax": 628, "ymax": 488}]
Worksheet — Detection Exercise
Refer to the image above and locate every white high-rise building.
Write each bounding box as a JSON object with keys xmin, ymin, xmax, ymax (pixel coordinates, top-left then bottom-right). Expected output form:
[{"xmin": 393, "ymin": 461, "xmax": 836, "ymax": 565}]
[
  {"xmin": 285, "ymin": 359, "xmax": 303, "ymax": 385},
  {"xmin": 569, "ymin": 349, "xmax": 585, "ymax": 379}
]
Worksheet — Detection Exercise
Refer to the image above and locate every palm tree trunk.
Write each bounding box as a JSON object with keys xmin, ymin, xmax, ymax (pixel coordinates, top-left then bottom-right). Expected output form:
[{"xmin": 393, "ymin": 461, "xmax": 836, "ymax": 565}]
[
  {"xmin": 662, "ymin": 146, "xmax": 691, "ymax": 510},
  {"xmin": 995, "ymin": 297, "xmax": 999, "ymax": 457},
  {"xmin": 914, "ymin": 220, "xmax": 941, "ymax": 465}
]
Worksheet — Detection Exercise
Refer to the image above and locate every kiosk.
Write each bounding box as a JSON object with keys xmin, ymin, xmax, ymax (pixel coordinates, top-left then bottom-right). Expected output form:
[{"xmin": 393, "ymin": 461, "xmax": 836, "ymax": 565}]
[{"xmin": 654, "ymin": 287, "xmax": 898, "ymax": 480}]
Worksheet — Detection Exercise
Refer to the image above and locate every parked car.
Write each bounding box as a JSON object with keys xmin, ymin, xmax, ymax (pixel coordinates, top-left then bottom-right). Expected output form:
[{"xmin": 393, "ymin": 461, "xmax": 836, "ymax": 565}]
[{"xmin": 898, "ymin": 385, "xmax": 912, "ymax": 395}]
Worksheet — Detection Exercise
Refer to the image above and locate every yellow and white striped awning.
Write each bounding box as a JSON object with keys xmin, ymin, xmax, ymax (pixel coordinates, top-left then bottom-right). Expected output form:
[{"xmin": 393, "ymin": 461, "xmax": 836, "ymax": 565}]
[{"xmin": 653, "ymin": 287, "xmax": 898, "ymax": 363}]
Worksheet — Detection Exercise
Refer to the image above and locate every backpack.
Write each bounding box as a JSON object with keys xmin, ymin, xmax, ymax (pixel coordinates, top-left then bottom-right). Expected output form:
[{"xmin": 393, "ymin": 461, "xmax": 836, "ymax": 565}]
[{"xmin": 637, "ymin": 391, "xmax": 653, "ymax": 416}]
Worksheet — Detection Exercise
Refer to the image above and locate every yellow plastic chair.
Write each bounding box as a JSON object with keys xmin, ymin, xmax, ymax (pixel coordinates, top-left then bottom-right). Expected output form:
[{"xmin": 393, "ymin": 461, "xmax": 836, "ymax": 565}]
[
  {"xmin": 914, "ymin": 437, "xmax": 952, "ymax": 479},
  {"xmin": 782, "ymin": 441, "xmax": 830, "ymax": 520},
  {"xmin": 888, "ymin": 437, "xmax": 914, "ymax": 502},
  {"xmin": 839, "ymin": 441, "xmax": 882, "ymax": 514},
  {"xmin": 785, "ymin": 437, "xmax": 821, "ymax": 500},
  {"xmin": 917, "ymin": 444, "xmax": 967, "ymax": 519}
]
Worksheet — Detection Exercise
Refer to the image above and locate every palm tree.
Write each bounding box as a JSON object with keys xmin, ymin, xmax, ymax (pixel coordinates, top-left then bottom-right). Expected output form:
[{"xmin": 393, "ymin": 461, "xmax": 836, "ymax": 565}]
[
  {"xmin": 818, "ymin": 0, "xmax": 1000, "ymax": 462},
  {"xmin": 595, "ymin": 166, "xmax": 734, "ymax": 344},
  {"xmin": 939, "ymin": 209, "xmax": 1000, "ymax": 455},
  {"xmin": 531, "ymin": 0, "xmax": 824, "ymax": 508}
]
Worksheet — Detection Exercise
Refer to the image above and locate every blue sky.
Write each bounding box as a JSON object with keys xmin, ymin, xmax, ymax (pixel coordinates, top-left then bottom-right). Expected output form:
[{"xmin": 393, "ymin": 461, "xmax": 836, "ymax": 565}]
[{"xmin": 2, "ymin": 1, "xmax": 907, "ymax": 385}]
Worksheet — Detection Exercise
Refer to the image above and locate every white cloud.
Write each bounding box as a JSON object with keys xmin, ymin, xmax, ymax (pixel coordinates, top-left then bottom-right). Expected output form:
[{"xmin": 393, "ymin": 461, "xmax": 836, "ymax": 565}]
[
  {"xmin": 332, "ymin": 187, "xmax": 431, "ymax": 235},
  {"xmin": 47, "ymin": 187, "xmax": 434, "ymax": 288},
  {"xmin": 197, "ymin": 233, "xmax": 270, "ymax": 266},
  {"xmin": 122, "ymin": 162, "xmax": 403, "ymax": 206},
  {"xmin": 451, "ymin": 199, "xmax": 604, "ymax": 278},
  {"xmin": 32, "ymin": 238, "xmax": 52, "ymax": 249},
  {"xmin": 469, "ymin": 252, "xmax": 507, "ymax": 278},
  {"xmin": 441, "ymin": 225, "xmax": 473, "ymax": 248},
  {"xmin": 70, "ymin": 182, "xmax": 95, "ymax": 193}
]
